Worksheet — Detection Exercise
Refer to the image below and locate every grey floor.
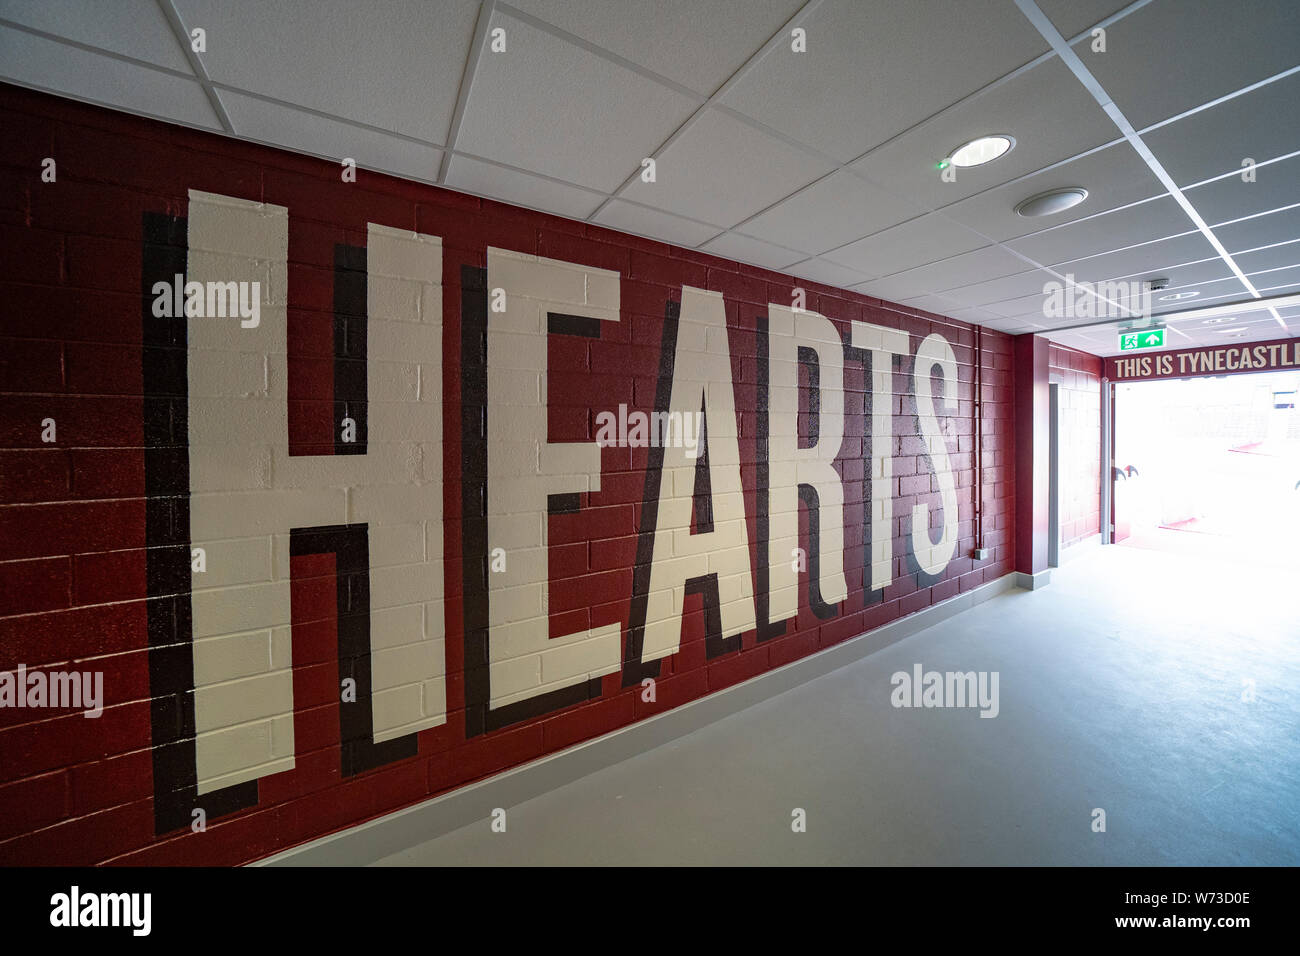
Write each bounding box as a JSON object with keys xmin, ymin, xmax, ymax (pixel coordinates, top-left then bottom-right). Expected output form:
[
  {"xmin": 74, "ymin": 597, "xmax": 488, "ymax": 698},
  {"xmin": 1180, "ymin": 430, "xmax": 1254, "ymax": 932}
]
[{"xmin": 375, "ymin": 543, "xmax": 1300, "ymax": 865}]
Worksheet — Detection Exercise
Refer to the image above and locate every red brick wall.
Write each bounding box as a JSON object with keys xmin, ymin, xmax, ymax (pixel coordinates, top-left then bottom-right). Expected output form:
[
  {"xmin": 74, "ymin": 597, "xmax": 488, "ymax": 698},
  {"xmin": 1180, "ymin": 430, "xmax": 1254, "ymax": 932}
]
[
  {"xmin": 1048, "ymin": 344, "xmax": 1102, "ymax": 548},
  {"xmin": 0, "ymin": 83, "xmax": 1017, "ymax": 865}
]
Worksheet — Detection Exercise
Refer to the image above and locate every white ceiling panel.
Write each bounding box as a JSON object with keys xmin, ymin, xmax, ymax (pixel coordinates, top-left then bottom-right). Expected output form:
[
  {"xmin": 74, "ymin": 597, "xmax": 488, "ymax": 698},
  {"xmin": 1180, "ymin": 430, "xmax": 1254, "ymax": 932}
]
[
  {"xmin": 504, "ymin": 0, "xmax": 803, "ymax": 96},
  {"xmin": 1034, "ymin": 0, "xmax": 1135, "ymax": 39},
  {"xmin": 718, "ymin": 0, "xmax": 1048, "ymax": 163},
  {"xmin": 787, "ymin": 258, "xmax": 871, "ymax": 290},
  {"xmin": 850, "ymin": 58, "xmax": 1121, "ymax": 210},
  {"xmin": 2, "ymin": 0, "xmax": 1296, "ymax": 338},
  {"xmin": 1009, "ymin": 196, "xmax": 1196, "ymax": 266},
  {"xmin": 617, "ymin": 108, "xmax": 834, "ymax": 228},
  {"xmin": 700, "ymin": 232, "xmax": 804, "ymax": 271},
  {"xmin": 0, "ymin": 24, "xmax": 219, "ymax": 130},
  {"xmin": 823, "ymin": 214, "xmax": 988, "ymax": 279},
  {"xmin": 899, "ymin": 293, "xmax": 968, "ymax": 316},
  {"xmin": 455, "ymin": 10, "xmax": 698, "ymax": 192},
  {"xmin": 1142, "ymin": 70, "xmax": 1300, "ymax": 187},
  {"xmin": 1214, "ymin": 206, "xmax": 1300, "ymax": 253},
  {"xmin": 591, "ymin": 199, "xmax": 721, "ymax": 248},
  {"xmin": 1072, "ymin": 0, "xmax": 1300, "ymax": 129},
  {"xmin": 1253, "ymin": 270, "xmax": 1300, "ymax": 294},
  {"xmin": 1054, "ymin": 233, "xmax": 1219, "ymax": 283},
  {"xmin": 736, "ymin": 169, "xmax": 924, "ymax": 255},
  {"xmin": 1112, "ymin": 256, "xmax": 1236, "ymax": 290},
  {"xmin": 1101, "ymin": 273, "xmax": 1251, "ymax": 316},
  {"xmin": 1044, "ymin": 327, "xmax": 1108, "ymax": 353},
  {"xmin": 938, "ymin": 141, "xmax": 1165, "ymax": 242},
  {"xmin": 946, "ymin": 304, "xmax": 1003, "ymax": 324},
  {"xmin": 222, "ymin": 90, "xmax": 442, "ymax": 184},
  {"xmin": 0, "ymin": 0, "xmax": 191, "ymax": 72},
  {"xmin": 444, "ymin": 153, "xmax": 604, "ymax": 219},
  {"xmin": 1185, "ymin": 154, "xmax": 1300, "ymax": 227},
  {"xmin": 1233, "ymin": 242, "xmax": 1300, "ymax": 274},
  {"xmin": 981, "ymin": 290, "xmax": 1055, "ymax": 319},
  {"xmin": 174, "ymin": 0, "xmax": 479, "ymax": 143},
  {"xmin": 941, "ymin": 269, "xmax": 1055, "ymax": 308},
  {"xmin": 867, "ymin": 244, "xmax": 1031, "ymax": 301}
]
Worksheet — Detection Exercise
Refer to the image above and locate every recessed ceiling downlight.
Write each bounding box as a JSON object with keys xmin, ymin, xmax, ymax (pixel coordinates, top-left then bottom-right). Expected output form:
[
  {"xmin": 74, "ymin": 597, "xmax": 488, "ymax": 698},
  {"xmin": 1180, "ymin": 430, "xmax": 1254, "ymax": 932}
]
[
  {"xmin": 947, "ymin": 135, "xmax": 1015, "ymax": 168},
  {"xmin": 1015, "ymin": 187, "xmax": 1089, "ymax": 218},
  {"xmin": 1159, "ymin": 290, "xmax": 1200, "ymax": 301}
]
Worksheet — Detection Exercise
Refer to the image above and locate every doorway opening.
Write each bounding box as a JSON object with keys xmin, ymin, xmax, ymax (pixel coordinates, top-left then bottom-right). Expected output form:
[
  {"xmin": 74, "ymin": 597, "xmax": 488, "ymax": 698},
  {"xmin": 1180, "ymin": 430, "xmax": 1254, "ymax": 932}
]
[{"xmin": 1111, "ymin": 369, "xmax": 1300, "ymax": 569}]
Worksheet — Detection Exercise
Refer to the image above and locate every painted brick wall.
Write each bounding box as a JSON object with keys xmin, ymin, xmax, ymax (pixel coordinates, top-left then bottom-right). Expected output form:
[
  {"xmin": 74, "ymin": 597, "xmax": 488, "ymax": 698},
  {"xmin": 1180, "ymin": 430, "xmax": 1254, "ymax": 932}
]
[
  {"xmin": 1048, "ymin": 344, "xmax": 1102, "ymax": 548},
  {"xmin": 0, "ymin": 83, "xmax": 1017, "ymax": 865}
]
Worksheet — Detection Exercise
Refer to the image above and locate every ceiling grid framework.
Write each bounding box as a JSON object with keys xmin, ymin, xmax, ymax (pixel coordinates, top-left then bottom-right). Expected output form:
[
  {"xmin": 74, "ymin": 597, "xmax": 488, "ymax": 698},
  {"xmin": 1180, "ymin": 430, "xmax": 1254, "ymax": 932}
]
[
  {"xmin": 0, "ymin": 0, "xmax": 1296, "ymax": 354},
  {"xmin": 1013, "ymin": 0, "xmax": 1286, "ymax": 337}
]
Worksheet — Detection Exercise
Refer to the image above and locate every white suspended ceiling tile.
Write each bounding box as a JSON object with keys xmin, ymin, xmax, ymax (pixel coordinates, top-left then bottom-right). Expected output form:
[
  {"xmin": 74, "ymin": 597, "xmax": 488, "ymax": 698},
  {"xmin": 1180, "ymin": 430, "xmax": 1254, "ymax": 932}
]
[
  {"xmin": 946, "ymin": 305, "xmax": 1003, "ymax": 325},
  {"xmin": 455, "ymin": 9, "xmax": 698, "ymax": 193},
  {"xmin": 1071, "ymin": 0, "xmax": 1300, "ymax": 130},
  {"xmin": 1092, "ymin": 273, "xmax": 1250, "ymax": 315},
  {"xmin": 785, "ymin": 258, "xmax": 871, "ymax": 291},
  {"xmin": 939, "ymin": 142, "xmax": 1166, "ymax": 242},
  {"xmin": 1154, "ymin": 274, "xmax": 1249, "ymax": 304},
  {"xmin": 735, "ymin": 168, "xmax": 924, "ymax": 256},
  {"xmin": 981, "ymin": 289, "xmax": 1058, "ymax": 319},
  {"xmin": 1105, "ymin": 256, "xmax": 1236, "ymax": 290},
  {"xmin": 591, "ymin": 199, "xmax": 721, "ymax": 249},
  {"xmin": 1141, "ymin": 70, "xmax": 1300, "ymax": 188},
  {"xmin": 1253, "ymin": 269, "xmax": 1300, "ymax": 294},
  {"xmin": 849, "ymin": 57, "xmax": 1120, "ymax": 211},
  {"xmin": 1174, "ymin": 311, "xmax": 1288, "ymax": 334},
  {"xmin": 898, "ymin": 293, "xmax": 964, "ymax": 318},
  {"xmin": 505, "ymin": 0, "xmax": 805, "ymax": 96},
  {"xmin": 1033, "ymin": 0, "xmax": 1136, "ymax": 39},
  {"xmin": 1234, "ymin": 243, "xmax": 1300, "ymax": 275},
  {"xmin": 0, "ymin": 24, "xmax": 220, "ymax": 130},
  {"xmin": 822, "ymin": 213, "xmax": 989, "ymax": 279},
  {"xmin": 941, "ymin": 269, "xmax": 1056, "ymax": 308},
  {"xmin": 1045, "ymin": 328, "xmax": 1115, "ymax": 354},
  {"xmin": 222, "ymin": 90, "xmax": 441, "ymax": 184},
  {"xmin": 173, "ymin": 0, "xmax": 479, "ymax": 143},
  {"xmin": 1054, "ymin": 232, "xmax": 1218, "ymax": 284},
  {"xmin": 1008, "ymin": 195, "xmax": 1197, "ymax": 266},
  {"xmin": 1184, "ymin": 154, "xmax": 1300, "ymax": 227},
  {"xmin": 974, "ymin": 321, "xmax": 1015, "ymax": 334},
  {"xmin": 617, "ymin": 107, "xmax": 835, "ymax": 228},
  {"xmin": 717, "ymin": 0, "xmax": 1049, "ymax": 164},
  {"xmin": 1175, "ymin": 321, "xmax": 1291, "ymax": 350},
  {"xmin": 861, "ymin": 244, "xmax": 1031, "ymax": 303},
  {"xmin": 1214, "ymin": 206, "xmax": 1300, "ymax": 254},
  {"xmin": 444, "ymin": 153, "xmax": 604, "ymax": 220},
  {"xmin": 700, "ymin": 232, "xmax": 805, "ymax": 271},
  {"xmin": 0, "ymin": 0, "xmax": 192, "ymax": 72}
]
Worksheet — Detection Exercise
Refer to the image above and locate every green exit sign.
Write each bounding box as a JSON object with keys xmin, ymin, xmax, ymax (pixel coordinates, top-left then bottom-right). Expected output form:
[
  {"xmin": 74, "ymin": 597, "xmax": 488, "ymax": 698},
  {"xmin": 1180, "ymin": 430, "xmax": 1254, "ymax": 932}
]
[{"xmin": 1119, "ymin": 328, "xmax": 1165, "ymax": 351}]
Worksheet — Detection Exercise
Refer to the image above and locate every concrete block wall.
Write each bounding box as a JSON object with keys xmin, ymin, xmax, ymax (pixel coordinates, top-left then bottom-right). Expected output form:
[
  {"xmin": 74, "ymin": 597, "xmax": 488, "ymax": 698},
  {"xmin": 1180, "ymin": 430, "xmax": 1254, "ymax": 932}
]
[
  {"xmin": 0, "ymin": 84, "xmax": 1016, "ymax": 865},
  {"xmin": 1048, "ymin": 344, "xmax": 1102, "ymax": 548}
]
